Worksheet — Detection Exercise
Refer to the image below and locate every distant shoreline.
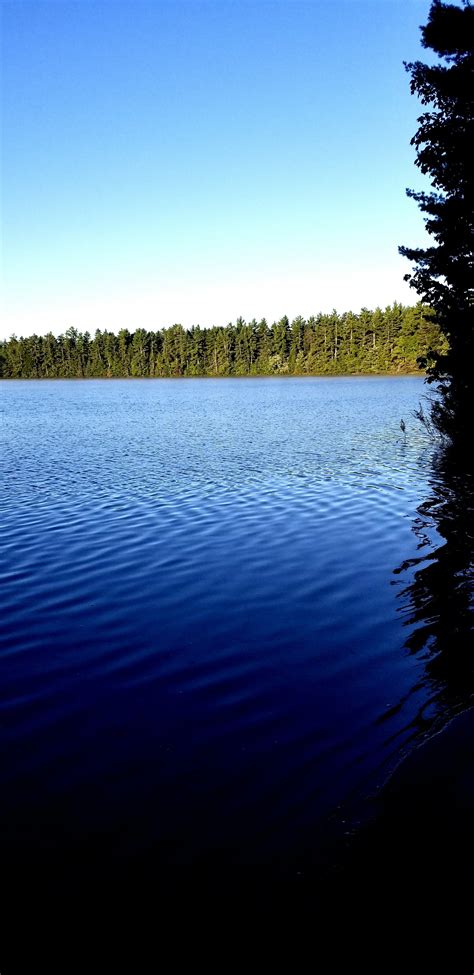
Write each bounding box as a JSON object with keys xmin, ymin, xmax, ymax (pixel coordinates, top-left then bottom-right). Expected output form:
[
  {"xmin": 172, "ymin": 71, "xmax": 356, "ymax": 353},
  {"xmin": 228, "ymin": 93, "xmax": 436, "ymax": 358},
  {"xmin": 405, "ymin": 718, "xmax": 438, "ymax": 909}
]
[
  {"xmin": 0, "ymin": 304, "xmax": 446, "ymax": 380},
  {"xmin": 0, "ymin": 371, "xmax": 424, "ymax": 381}
]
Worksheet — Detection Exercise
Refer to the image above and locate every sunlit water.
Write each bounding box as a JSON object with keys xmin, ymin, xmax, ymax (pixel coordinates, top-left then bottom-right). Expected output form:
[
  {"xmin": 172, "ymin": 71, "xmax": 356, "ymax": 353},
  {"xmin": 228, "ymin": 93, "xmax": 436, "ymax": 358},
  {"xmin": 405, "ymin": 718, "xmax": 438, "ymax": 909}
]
[{"xmin": 0, "ymin": 377, "xmax": 445, "ymax": 869}]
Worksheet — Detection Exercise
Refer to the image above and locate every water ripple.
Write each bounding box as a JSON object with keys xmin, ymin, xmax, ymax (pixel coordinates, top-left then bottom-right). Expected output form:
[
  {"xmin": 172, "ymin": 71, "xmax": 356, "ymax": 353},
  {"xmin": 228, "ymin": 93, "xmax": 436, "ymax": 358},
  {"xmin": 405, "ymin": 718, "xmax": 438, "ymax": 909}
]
[{"xmin": 0, "ymin": 376, "xmax": 436, "ymax": 864}]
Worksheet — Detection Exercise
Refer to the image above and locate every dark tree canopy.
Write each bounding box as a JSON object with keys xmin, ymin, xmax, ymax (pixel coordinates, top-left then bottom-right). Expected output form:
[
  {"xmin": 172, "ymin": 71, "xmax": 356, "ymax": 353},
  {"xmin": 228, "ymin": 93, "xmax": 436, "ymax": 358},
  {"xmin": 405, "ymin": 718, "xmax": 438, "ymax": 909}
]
[{"xmin": 399, "ymin": 0, "xmax": 474, "ymax": 442}]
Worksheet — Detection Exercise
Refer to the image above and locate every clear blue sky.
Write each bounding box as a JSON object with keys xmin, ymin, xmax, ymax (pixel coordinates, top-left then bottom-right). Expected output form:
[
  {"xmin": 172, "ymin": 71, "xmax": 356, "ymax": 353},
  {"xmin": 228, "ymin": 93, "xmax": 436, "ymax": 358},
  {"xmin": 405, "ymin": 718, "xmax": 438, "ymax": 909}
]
[{"xmin": 1, "ymin": 0, "xmax": 433, "ymax": 338}]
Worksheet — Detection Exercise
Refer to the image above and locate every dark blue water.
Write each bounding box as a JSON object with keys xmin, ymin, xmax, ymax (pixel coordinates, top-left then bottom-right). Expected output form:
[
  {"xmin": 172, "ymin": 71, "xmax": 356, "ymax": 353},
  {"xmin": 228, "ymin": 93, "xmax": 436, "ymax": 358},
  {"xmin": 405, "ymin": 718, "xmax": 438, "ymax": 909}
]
[{"xmin": 0, "ymin": 377, "xmax": 439, "ymax": 870}]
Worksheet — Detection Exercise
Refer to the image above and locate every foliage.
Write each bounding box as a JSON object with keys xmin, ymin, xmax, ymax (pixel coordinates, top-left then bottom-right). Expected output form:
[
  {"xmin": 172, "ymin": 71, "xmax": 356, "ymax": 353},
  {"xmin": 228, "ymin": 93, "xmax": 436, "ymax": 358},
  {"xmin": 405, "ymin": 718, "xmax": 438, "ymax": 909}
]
[
  {"xmin": 0, "ymin": 304, "xmax": 446, "ymax": 379},
  {"xmin": 399, "ymin": 0, "xmax": 474, "ymax": 442}
]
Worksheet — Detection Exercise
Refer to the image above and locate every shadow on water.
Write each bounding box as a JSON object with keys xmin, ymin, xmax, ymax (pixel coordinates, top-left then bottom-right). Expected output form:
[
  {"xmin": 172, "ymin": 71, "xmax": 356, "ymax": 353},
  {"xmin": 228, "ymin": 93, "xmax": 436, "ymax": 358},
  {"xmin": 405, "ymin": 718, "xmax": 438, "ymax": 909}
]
[
  {"xmin": 394, "ymin": 439, "xmax": 474, "ymax": 727},
  {"xmin": 333, "ymin": 440, "xmax": 474, "ymax": 969}
]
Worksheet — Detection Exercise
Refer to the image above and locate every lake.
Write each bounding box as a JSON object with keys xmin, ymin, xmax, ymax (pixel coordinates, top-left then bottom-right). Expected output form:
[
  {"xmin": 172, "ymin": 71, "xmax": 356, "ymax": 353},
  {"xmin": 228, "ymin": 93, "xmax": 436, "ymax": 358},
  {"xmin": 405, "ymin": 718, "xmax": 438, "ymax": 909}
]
[{"xmin": 0, "ymin": 376, "xmax": 450, "ymax": 876}]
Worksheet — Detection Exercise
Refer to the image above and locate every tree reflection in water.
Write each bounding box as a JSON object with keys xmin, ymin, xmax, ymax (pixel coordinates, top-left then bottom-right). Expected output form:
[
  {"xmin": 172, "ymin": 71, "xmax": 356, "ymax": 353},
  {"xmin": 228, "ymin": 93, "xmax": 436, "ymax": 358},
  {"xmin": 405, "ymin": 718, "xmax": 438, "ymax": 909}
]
[
  {"xmin": 394, "ymin": 441, "xmax": 474, "ymax": 734},
  {"xmin": 332, "ymin": 444, "xmax": 474, "ymax": 968}
]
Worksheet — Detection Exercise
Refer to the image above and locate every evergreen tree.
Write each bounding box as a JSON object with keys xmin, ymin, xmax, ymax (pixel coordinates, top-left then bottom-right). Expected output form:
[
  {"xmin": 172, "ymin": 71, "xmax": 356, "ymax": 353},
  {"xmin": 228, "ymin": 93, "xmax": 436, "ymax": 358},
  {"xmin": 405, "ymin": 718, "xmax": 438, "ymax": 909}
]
[
  {"xmin": 255, "ymin": 319, "xmax": 271, "ymax": 373},
  {"xmin": 399, "ymin": 0, "xmax": 474, "ymax": 442},
  {"xmin": 0, "ymin": 305, "xmax": 447, "ymax": 379},
  {"xmin": 117, "ymin": 329, "xmax": 131, "ymax": 376}
]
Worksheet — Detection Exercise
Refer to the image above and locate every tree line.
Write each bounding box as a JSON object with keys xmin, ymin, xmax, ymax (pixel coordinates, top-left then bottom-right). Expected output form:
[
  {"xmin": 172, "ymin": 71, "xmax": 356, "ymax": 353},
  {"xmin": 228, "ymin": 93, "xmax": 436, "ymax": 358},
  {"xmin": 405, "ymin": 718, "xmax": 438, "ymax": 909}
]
[{"xmin": 0, "ymin": 303, "xmax": 446, "ymax": 379}]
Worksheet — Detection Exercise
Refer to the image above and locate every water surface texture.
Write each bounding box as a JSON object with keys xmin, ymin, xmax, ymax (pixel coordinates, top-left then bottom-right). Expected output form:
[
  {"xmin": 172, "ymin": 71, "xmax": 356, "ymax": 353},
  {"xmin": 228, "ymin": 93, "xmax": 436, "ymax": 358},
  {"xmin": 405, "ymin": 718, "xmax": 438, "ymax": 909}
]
[{"xmin": 0, "ymin": 377, "xmax": 446, "ymax": 869}]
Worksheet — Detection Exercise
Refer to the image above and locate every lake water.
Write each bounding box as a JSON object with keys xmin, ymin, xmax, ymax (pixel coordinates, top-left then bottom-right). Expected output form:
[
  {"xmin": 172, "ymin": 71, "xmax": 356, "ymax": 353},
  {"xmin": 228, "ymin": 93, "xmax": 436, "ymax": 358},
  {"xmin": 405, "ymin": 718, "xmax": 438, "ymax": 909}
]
[{"xmin": 0, "ymin": 376, "xmax": 450, "ymax": 875}]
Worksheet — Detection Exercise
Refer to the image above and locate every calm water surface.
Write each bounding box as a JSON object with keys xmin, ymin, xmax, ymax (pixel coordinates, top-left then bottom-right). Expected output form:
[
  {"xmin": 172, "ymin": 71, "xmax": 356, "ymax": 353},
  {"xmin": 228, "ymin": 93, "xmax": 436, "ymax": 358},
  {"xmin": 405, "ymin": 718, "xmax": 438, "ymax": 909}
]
[{"xmin": 0, "ymin": 377, "xmax": 447, "ymax": 869}]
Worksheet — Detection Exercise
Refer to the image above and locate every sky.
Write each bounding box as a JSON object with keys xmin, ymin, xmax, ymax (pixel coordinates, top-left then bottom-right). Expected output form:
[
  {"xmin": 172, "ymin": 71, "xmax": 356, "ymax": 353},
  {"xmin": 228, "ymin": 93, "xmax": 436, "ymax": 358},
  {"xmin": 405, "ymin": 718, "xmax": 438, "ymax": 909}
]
[{"xmin": 1, "ymin": 0, "xmax": 434, "ymax": 339}]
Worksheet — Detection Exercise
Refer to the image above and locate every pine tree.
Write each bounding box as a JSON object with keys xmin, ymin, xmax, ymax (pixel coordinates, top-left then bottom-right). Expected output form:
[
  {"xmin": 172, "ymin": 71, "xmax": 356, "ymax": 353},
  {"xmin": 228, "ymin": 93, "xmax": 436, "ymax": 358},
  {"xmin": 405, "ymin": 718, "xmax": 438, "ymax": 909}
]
[{"xmin": 399, "ymin": 0, "xmax": 474, "ymax": 442}]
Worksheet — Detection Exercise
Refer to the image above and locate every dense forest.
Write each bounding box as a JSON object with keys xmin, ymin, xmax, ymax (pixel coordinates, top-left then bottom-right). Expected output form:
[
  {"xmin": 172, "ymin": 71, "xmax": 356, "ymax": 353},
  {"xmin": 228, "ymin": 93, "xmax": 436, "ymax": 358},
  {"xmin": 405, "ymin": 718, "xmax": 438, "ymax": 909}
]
[{"xmin": 0, "ymin": 303, "xmax": 446, "ymax": 379}]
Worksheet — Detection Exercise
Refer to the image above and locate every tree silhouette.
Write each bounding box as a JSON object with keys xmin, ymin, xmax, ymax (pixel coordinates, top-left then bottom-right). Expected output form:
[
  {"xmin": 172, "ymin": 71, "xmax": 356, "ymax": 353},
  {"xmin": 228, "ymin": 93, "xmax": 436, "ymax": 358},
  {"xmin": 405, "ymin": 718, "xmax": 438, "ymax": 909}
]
[{"xmin": 399, "ymin": 0, "xmax": 474, "ymax": 444}]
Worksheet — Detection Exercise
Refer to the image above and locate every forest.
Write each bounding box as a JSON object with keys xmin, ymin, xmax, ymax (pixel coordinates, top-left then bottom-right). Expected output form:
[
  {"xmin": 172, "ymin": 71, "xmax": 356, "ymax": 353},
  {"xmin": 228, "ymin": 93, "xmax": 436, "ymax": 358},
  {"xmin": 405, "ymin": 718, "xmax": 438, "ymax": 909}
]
[{"xmin": 0, "ymin": 302, "xmax": 446, "ymax": 379}]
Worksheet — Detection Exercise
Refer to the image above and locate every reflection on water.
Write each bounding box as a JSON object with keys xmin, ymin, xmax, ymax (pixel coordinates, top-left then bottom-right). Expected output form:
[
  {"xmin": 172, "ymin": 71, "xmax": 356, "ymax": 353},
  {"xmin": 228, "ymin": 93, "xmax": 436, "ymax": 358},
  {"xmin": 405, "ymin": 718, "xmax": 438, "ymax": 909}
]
[
  {"xmin": 325, "ymin": 443, "xmax": 474, "ymax": 973},
  {"xmin": 394, "ymin": 442, "xmax": 474, "ymax": 732}
]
